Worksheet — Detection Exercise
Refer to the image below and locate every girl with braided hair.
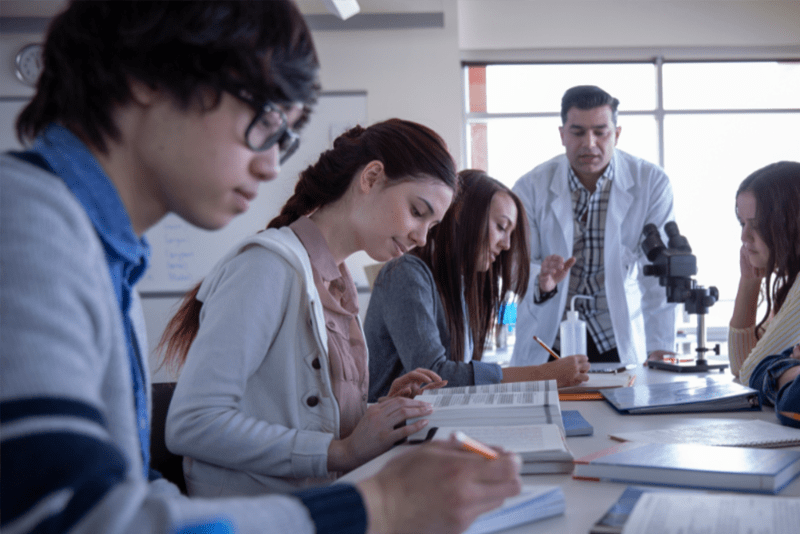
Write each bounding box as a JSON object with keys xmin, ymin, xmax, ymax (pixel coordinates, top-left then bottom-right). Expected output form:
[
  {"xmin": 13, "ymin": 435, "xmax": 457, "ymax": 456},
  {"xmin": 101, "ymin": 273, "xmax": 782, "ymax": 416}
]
[{"xmin": 159, "ymin": 118, "xmax": 456, "ymax": 498}]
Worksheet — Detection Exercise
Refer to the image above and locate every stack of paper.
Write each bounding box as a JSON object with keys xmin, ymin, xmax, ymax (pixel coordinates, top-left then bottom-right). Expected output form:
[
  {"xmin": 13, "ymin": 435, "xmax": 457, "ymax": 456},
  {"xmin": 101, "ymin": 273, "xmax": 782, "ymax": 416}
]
[{"xmin": 623, "ymin": 492, "xmax": 800, "ymax": 534}]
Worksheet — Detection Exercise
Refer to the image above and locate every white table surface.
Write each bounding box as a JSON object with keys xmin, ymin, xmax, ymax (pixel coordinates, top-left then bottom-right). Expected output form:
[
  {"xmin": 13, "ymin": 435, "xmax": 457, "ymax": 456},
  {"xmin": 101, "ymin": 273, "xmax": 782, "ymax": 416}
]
[{"xmin": 499, "ymin": 363, "xmax": 800, "ymax": 534}]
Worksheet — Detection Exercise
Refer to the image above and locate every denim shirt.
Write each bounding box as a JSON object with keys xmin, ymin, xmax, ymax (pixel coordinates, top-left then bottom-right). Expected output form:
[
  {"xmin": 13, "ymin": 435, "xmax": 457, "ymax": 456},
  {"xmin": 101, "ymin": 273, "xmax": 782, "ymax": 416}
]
[{"xmin": 28, "ymin": 124, "xmax": 152, "ymax": 477}]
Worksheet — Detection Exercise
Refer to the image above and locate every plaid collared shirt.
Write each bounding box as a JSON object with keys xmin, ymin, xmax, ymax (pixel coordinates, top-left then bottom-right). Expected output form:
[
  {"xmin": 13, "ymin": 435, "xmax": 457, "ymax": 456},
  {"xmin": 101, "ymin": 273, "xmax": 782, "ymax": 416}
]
[{"xmin": 555, "ymin": 162, "xmax": 616, "ymax": 354}]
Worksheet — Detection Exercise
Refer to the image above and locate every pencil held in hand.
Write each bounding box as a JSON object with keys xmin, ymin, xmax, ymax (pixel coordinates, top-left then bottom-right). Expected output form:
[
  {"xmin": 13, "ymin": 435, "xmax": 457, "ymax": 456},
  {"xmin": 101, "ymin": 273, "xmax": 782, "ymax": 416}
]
[
  {"xmin": 533, "ymin": 335, "xmax": 560, "ymax": 359},
  {"xmin": 452, "ymin": 431, "xmax": 499, "ymax": 460}
]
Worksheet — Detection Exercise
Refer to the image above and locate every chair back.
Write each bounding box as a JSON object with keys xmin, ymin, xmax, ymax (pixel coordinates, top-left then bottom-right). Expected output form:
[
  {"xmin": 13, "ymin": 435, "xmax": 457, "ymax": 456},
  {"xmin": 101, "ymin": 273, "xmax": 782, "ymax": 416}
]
[{"xmin": 150, "ymin": 382, "xmax": 187, "ymax": 494}]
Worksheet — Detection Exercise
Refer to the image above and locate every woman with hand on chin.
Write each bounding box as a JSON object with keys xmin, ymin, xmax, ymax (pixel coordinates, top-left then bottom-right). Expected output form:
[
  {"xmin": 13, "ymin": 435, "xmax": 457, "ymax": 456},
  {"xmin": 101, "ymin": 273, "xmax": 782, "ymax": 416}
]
[
  {"xmin": 160, "ymin": 119, "xmax": 456, "ymax": 497},
  {"xmin": 728, "ymin": 161, "xmax": 800, "ymax": 428},
  {"xmin": 365, "ymin": 169, "xmax": 590, "ymax": 402}
]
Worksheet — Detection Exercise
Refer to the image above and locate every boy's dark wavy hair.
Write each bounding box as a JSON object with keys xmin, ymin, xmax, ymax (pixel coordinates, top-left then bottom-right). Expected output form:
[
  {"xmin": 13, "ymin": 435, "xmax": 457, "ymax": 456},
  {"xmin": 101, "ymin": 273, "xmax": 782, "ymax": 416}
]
[{"xmin": 17, "ymin": 0, "xmax": 320, "ymax": 152}]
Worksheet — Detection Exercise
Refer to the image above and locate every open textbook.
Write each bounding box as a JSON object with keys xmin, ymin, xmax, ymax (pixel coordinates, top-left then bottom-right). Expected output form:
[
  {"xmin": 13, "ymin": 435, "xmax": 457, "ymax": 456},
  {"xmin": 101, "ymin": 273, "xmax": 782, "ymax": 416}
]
[
  {"xmin": 622, "ymin": 492, "xmax": 800, "ymax": 534},
  {"xmin": 408, "ymin": 380, "xmax": 564, "ymax": 440},
  {"xmin": 609, "ymin": 419, "xmax": 800, "ymax": 448},
  {"xmin": 429, "ymin": 424, "xmax": 574, "ymax": 474}
]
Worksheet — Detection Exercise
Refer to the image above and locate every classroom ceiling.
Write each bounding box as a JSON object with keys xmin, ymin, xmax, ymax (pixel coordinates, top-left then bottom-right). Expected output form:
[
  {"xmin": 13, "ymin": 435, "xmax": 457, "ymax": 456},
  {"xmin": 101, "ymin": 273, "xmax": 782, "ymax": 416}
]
[{"xmin": 0, "ymin": 0, "xmax": 762, "ymax": 18}]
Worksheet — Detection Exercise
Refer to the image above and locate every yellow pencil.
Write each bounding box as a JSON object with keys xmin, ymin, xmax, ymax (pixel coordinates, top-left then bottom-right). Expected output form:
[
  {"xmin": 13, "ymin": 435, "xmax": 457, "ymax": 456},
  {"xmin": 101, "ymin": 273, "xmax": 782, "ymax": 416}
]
[
  {"xmin": 780, "ymin": 411, "xmax": 800, "ymax": 422},
  {"xmin": 452, "ymin": 431, "xmax": 499, "ymax": 460},
  {"xmin": 533, "ymin": 335, "xmax": 560, "ymax": 359}
]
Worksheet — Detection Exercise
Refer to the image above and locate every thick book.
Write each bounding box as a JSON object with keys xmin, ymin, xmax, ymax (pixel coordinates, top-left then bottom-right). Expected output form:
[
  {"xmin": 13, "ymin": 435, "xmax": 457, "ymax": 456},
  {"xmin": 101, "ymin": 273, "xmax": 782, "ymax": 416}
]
[
  {"xmin": 601, "ymin": 376, "xmax": 760, "ymax": 414},
  {"xmin": 558, "ymin": 372, "xmax": 635, "ymax": 393},
  {"xmin": 430, "ymin": 424, "xmax": 574, "ymax": 474},
  {"xmin": 408, "ymin": 380, "xmax": 564, "ymax": 439},
  {"xmin": 573, "ymin": 441, "xmax": 800, "ymax": 494},
  {"xmin": 609, "ymin": 419, "xmax": 800, "ymax": 448},
  {"xmin": 463, "ymin": 484, "xmax": 565, "ymax": 534}
]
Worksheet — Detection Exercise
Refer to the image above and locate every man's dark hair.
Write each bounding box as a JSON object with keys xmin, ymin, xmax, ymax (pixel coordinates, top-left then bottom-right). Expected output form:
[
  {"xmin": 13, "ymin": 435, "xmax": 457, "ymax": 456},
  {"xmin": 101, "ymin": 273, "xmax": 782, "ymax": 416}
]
[
  {"xmin": 560, "ymin": 85, "xmax": 620, "ymax": 125},
  {"xmin": 17, "ymin": 0, "xmax": 320, "ymax": 153}
]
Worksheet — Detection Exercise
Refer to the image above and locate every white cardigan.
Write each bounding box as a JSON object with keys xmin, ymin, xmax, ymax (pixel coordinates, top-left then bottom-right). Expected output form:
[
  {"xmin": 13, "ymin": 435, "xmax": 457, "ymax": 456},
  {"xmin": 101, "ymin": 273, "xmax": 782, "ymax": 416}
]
[
  {"xmin": 510, "ymin": 150, "xmax": 677, "ymax": 367},
  {"xmin": 166, "ymin": 227, "xmax": 345, "ymax": 497}
]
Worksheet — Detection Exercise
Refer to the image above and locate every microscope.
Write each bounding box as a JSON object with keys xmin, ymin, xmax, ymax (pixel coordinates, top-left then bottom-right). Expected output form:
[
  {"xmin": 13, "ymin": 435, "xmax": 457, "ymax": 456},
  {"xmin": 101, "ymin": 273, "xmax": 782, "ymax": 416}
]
[{"xmin": 641, "ymin": 221, "xmax": 728, "ymax": 372}]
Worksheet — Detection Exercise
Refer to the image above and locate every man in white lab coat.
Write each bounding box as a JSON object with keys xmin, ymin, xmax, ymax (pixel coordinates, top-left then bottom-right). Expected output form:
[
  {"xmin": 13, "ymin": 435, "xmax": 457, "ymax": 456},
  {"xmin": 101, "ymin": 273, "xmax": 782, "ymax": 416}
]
[{"xmin": 510, "ymin": 85, "xmax": 676, "ymax": 367}]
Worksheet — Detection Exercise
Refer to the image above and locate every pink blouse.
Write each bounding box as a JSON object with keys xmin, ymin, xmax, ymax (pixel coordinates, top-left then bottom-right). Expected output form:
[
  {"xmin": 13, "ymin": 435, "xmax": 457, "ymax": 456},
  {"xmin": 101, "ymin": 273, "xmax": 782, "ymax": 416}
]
[{"xmin": 290, "ymin": 216, "xmax": 368, "ymax": 439}]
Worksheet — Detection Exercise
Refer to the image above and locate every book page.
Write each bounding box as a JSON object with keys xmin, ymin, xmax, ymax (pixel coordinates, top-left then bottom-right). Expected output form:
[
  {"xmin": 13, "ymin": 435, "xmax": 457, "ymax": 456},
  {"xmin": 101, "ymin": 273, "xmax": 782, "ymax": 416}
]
[
  {"xmin": 623, "ymin": 492, "xmax": 800, "ymax": 534},
  {"xmin": 420, "ymin": 380, "xmax": 556, "ymax": 396},
  {"xmin": 422, "ymin": 391, "xmax": 556, "ymax": 408},
  {"xmin": 609, "ymin": 419, "xmax": 800, "ymax": 448},
  {"xmin": 432, "ymin": 424, "xmax": 568, "ymax": 455}
]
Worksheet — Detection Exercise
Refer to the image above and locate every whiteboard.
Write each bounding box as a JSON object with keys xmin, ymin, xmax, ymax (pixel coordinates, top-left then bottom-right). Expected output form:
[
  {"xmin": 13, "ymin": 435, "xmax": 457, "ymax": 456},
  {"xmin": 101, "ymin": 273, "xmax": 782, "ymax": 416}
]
[
  {"xmin": 138, "ymin": 92, "xmax": 368, "ymax": 294},
  {"xmin": 0, "ymin": 98, "xmax": 28, "ymax": 151}
]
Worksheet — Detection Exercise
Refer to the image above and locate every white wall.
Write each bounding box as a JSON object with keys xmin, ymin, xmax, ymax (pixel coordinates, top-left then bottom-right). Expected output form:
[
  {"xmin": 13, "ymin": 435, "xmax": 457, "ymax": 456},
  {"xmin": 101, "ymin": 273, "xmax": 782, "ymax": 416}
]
[
  {"xmin": 310, "ymin": 0, "xmax": 463, "ymax": 161},
  {"xmin": 459, "ymin": 1, "xmax": 800, "ymax": 54}
]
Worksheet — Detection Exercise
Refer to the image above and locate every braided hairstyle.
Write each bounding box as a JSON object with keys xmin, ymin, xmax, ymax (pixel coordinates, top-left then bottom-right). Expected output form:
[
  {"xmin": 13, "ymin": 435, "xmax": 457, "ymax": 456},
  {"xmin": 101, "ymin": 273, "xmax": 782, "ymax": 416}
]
[
  {"xmin": 267, "ymin": 118, "xmax": 457, "ymax": 228},
  {"xmin": 159, "ymin": 118, "xmax": 457, "ymax": 372}
]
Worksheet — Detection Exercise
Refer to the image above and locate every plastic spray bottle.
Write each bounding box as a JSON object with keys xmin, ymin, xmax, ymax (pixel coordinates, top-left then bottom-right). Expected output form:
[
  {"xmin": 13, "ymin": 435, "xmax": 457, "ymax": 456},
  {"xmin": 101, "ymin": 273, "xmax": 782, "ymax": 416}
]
[{"xmin": 560, "ymin": 295, "xmax": 593, "ymax": 357}]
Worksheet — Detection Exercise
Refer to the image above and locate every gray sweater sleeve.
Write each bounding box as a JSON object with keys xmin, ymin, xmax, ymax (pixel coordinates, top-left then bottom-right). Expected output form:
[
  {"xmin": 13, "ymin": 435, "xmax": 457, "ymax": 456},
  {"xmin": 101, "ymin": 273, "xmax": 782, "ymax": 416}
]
[{"xmin": 365, "ymin": 255, "xmax": 500, "ymax": 401}]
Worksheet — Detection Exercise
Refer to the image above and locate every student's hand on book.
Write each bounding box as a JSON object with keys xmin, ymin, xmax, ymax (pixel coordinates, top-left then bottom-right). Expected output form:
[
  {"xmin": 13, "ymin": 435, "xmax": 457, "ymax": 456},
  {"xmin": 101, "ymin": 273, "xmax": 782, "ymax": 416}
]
[
  {"xmin": 356, "ymin": 439, "xmax": 522, "ymax": 534},
  {"xmin": 384, "ymin": 368, "xmax": 447, "ymax": 400},
  {"xmin": 545, "ymin": 354, "xmax": 590, "ymax": 387},
  {"xmin": 539, "ymin": 254, "xmax": 576, "ymax": 293},
  {"xmin": 328, "ymin": 397, "xmax": 433, "ymax": 472}
]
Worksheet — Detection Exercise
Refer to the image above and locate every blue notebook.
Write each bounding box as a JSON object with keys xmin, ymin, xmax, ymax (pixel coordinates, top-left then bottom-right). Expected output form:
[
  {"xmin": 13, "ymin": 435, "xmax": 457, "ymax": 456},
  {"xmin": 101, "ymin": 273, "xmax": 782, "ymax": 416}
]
[
  {"xmin": 574, "ymin": 441, "xmax": 800, "ymax": 494},
  {"xmin": 562, "ymin": 410, "xmax": 593, "ymax": 436},
  {"xmin": 601, "ymin": 377, "xmax": 760, "ymax": 414}
]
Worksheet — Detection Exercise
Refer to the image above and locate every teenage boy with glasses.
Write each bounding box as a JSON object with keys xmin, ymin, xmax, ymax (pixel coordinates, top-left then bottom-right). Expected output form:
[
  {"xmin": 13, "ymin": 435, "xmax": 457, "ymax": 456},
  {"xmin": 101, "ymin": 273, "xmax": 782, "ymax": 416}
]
[{"xmin": 0, "ymin": 2, "xmax": 521, "ymax": 534}]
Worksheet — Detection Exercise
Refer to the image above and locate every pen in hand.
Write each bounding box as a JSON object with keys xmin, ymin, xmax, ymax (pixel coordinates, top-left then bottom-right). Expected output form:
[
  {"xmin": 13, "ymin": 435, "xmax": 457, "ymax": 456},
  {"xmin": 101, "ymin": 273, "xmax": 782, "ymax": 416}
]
[
  {"xmin": 452, "ymin": 431, "xmax": 499, "ymax": 460},
  {"xmin": 533, "ymin": 335, "xmax": 560, "ymax": 360}
]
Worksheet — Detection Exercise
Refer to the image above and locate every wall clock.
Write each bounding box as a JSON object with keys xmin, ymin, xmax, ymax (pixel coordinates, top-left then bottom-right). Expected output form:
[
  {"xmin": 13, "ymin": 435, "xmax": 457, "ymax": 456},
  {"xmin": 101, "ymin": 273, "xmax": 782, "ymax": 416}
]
[{"xmin": 15, "ymin": 43, "xmax": 44, "ymax": 86}]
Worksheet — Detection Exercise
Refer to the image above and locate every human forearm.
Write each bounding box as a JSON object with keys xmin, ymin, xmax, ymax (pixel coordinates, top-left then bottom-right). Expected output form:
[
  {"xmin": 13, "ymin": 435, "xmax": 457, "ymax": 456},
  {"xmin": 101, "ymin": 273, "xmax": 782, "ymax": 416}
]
[
  {"xmin": 502, "ymin": 355, "xmax": 589, "ymax": 387},
  {"xmin": 730, "ymin": 277, "xmax": 762, "ymax": 329},
  {"xmin": 355, "ymin": 440, "xmax": 521, "ymax": 534}
]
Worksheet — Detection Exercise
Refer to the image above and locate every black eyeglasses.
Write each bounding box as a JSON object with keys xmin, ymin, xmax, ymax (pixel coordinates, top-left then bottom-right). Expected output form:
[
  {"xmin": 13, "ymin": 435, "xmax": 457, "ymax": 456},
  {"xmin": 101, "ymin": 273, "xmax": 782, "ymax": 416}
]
[{"xmin": 229, "ymin": 91, "xmax": 300, "ymax": 164}]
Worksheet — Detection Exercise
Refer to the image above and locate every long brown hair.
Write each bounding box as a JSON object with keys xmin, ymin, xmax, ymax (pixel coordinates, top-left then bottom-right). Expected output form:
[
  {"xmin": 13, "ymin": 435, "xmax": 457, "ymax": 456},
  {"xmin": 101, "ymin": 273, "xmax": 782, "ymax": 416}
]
[
  {"xmin": 159, "ymin": 119, "xmax": 457, "ymax": 373},
  {"xmin": 736, "ymin": 161, "xmax": 800, "ymax": 338},
  {"xmin": 410, "ymin": 169, "xmax": 530, "ymax": 362}
]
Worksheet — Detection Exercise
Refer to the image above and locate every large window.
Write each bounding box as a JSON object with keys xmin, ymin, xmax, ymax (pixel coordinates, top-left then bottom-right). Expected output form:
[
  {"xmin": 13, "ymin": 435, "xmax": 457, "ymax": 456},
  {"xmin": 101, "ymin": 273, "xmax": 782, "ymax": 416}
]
[{"xmin": 465, "ymin": 60, "xmax": 800, "ymax": 334}]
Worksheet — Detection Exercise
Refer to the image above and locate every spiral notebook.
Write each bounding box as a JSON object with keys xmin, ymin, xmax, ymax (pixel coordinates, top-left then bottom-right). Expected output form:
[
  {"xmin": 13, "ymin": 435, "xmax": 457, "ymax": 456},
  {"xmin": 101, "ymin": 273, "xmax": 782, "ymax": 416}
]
[{"xmin": 608, "ymin": 419, "xmax": 800, "ymax": 448}]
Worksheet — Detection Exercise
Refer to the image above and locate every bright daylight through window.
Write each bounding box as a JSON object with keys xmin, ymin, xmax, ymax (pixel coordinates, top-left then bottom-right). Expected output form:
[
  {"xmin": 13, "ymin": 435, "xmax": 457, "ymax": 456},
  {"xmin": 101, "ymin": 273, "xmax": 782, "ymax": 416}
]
[{"xmin": 465, "ymin": 61, "xmax": 800, "ymax": 340}]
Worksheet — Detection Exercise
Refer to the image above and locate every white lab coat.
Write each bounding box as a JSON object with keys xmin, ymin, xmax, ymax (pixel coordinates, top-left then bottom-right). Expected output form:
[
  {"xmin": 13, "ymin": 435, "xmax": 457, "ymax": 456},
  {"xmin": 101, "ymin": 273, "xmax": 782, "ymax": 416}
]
[{"xmin": 510, "ymin": 150, "xmax": 677, "ymax": 366}]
